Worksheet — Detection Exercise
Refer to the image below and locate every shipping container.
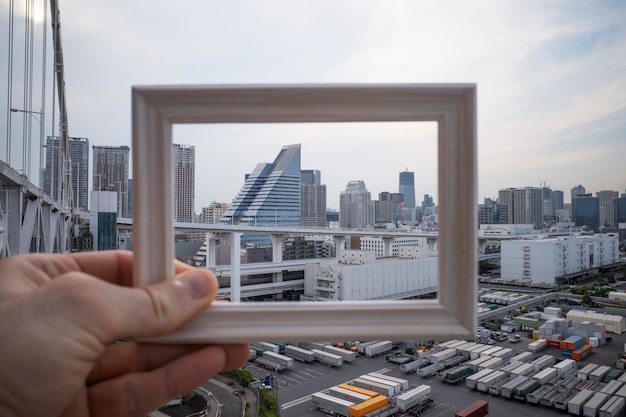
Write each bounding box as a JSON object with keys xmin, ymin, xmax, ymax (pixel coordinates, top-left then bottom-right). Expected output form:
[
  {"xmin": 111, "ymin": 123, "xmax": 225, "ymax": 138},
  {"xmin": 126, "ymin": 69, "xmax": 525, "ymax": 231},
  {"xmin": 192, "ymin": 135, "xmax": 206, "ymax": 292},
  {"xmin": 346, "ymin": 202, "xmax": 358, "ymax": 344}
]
[
  {"xmin": 430, "ymin": 348, "xmax": 458, "ymax": 364},
  {"xmin": 527, "ymin": 384, "xmax": 557, "ymax": 404},
  {"xmin": 578, "ymin": 363, "xmax": 599, "ymax": 380},
  {"xmin": 251, "ymin": 341, "xmax": 280, "ymax": 353},
  {"xmin": 399, "ymin": 357, "xmax": 429, "ymax": 373},
  {"xmin": 583, "ymin": 392, "xmax": 609, "ymax": 417},
  {"xmin": 598, "ymin": 395, "xmax": 625, "ymax": 417},
  {"xmin": 553, "ymin": 359, "xmax": 576, "ymax": 376},
  {"xmin": 567, "ymin": 389, "xmax": 595, "ymax": 416},
  {"xmin": 599, "ymin": 379, "xmax": 624, "ymax": 396},
  {"xmin": 477, "ymin": 357, "xmax": 504, "ymax": 371},
  {"xmin": 492, "ymin": 347, "xmax": 515, "ymax": 360},
  {"xmin": 532, "ymin": 367, "xmax": 558, "ymax": 385},
  {"xmin": 443, "ymin": 366, "xmax": 474, "ymax": 384},
  {"xmin": 348, "ymin": 394, "xmax": 389, "ymax": 417},
  {"xmin": 510, "ymin": 363, "xmax": 537, "ymax": 378},
  {"xmin": 590, "ymin": 365, "xmax": 611, "ymax": 382},
  {"xmin": 416, "ymin": 362, "xmax": 444, "ymax": 377},
  {"xmin": 356, "ymin": 340, "xmax": 382, "ymax": 354},
  {"xmin": 470, "ymin": 345, "xmax": 493, "ymax": 359},
  {"xmin": 467, "ymin": 355, "xmax": 494, "ymax": 371},
  {"xmin": 454, "ymin": 400, "xmax": 489, "ymax": 417},
  {"xmin": 394, "ymin": 385, "xmax": 431, "ymax": 412},
  {"xmin": 530, "ymin": 354, "xmax": 556, "ymax": 370}
]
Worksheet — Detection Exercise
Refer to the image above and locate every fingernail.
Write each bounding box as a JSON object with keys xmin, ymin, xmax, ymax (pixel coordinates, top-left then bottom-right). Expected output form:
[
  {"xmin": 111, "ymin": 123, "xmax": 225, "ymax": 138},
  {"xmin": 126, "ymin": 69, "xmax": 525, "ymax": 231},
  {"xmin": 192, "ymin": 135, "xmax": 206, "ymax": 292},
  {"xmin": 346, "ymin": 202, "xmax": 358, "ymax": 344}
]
[{"xmin": 181, "ymin": 271, "xmax": 213, "ymax": 300}]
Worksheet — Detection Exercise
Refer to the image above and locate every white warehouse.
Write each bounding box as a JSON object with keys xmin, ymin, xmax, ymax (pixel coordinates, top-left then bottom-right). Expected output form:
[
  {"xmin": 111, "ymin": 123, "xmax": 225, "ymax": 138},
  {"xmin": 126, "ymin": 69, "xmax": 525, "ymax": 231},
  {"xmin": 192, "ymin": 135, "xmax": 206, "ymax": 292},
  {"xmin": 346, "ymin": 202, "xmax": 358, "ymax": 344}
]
[
  {"xmin": 302, "ymin": 254, "xmax": 437, "ymax": 301},
  {"xmin": 501, "ymin": 233, "xmax": 619, "ymax": 284},
  {"xmin": 359, "ymin": 236, "xmax": 436, "ymax": 258}
]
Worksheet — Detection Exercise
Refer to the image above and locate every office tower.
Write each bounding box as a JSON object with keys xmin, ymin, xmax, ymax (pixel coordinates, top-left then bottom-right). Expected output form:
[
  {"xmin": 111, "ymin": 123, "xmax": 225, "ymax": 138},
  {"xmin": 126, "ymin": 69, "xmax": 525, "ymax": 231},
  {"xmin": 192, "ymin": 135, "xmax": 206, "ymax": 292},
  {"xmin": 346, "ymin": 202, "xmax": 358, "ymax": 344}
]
[
  {"xmin": 339, "ymin": 180, "xmax": 374, "ymax": 229},
  {"xmin": 479, "ymin": 197, "xmax": 504, "ymax": 225},
  {"xmin": 551, "ymin": 190, "xmax": 564, "ymax": 215},
  {"xmin": 421, "ymin": 194, "xmax": 436, "ymax": 216},
  {"xmin": 202, "ymin": 202, "xmax": 228, "ymax": 224},
  {"xmin": 173, "ymin": 143, "xmax": 195, "ymax": 222},
  {"xmin": 571, "ymin": 184, "xmax": 586, "ymax": 222},
  {"xmin": 399, "ymin": 170, "xmax": 416, "ymax": 209},
  {"xmin": 377, "ymin": 191, "xmax": 404, "ymax": 223},
  {"xmin": 221, "ymin": 144, "xmax": 301, "ymax": 228},
  {"xmin": 44, "ymin": 136, "xmax": 89, "ymax": 210},
  {"xmin": 92, "ymin": 145, "xmax": 130, "ymax": 217},
  {"xmin": 596, "ymin": 190, "xmax": 618, "ymax": 228},
  {"xmin": 616, "ymin": 197, "xmax": 626, "ymax": 226},
  {"xmin": 301, "ymin": 169, "xmax": 327, "ymax": 227},
  {"xmin": 573, "ymin": 194, "xmax": 599, "ymax": 229},
  {"xmin": 497, "ymin": 187, "xmax": 543, "ymax": 229}
]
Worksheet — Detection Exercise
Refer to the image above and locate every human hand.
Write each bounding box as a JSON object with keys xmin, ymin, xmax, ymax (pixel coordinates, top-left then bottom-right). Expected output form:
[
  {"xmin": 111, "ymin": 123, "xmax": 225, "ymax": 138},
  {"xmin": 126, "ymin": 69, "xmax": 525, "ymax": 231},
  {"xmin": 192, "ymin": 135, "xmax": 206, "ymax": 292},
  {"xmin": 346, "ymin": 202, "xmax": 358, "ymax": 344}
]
[{"xmin": 0, "ymin": 251, "xmax": 250, "ymax": 417}]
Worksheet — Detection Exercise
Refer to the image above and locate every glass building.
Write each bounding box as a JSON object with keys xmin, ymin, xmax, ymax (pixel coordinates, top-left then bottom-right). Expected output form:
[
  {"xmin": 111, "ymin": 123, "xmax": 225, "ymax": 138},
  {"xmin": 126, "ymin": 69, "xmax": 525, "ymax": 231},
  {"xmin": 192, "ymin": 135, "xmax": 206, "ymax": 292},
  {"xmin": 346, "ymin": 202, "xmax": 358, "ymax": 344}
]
[
  {"xmin": 398, "ymin": 170, "xmax": 416, "ymax": 209},
  {"xmin": 574, "ymin": 195, "xmax": 600, "ymax": 229}
]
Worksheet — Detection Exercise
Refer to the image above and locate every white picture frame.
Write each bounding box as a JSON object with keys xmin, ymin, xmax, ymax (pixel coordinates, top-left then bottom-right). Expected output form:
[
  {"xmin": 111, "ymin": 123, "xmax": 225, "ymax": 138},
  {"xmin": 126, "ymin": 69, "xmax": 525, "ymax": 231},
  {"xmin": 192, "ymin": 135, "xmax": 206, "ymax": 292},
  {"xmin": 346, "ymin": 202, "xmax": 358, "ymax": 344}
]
[{"xmin": 132, "ymin": 84, "xmax": 477, "ymax": 343}]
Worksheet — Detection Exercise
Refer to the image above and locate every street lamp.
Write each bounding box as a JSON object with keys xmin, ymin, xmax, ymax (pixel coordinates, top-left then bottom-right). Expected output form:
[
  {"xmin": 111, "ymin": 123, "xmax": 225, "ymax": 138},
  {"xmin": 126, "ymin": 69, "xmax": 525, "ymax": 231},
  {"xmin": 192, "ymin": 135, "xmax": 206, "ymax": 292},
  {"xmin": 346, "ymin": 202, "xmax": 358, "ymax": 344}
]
[{"xmin": 10, "ymin": 107, "xmax": 45, "ymax": 187}]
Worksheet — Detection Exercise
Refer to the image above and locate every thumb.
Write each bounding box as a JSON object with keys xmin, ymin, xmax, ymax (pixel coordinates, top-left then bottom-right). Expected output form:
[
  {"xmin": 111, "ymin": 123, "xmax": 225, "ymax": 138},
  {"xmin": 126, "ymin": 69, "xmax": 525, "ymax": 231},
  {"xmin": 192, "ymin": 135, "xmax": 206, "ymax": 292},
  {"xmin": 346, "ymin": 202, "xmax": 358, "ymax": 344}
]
[
  {"xmin": 50, "ymin": 268, "xmax": 219, "ymax": 343},
  {"xmin": 112, "ymin": 268, "xmax": 218, "ymax": 340}
]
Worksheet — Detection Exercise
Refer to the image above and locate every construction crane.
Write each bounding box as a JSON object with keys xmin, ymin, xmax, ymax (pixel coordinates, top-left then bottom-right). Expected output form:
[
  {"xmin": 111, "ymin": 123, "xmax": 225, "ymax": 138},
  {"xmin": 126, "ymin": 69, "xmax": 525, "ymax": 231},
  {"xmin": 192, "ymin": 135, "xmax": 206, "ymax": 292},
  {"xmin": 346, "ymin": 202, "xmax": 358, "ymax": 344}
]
[{"xmin": 50, "ymin": 0, "xmax": 73, "ymax": 210}]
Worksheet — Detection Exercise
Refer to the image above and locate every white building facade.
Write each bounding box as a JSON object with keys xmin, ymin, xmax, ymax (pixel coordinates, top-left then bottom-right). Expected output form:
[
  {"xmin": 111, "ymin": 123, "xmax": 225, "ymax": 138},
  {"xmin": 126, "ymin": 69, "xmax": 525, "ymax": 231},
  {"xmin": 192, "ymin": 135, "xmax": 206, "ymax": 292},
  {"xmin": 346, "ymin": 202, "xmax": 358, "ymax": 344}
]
[
  {"xmin": 359, "ymin": 236, "xmax": 434, "ymax": 257},
  {"xmin": 501, "ymin": 233, "xmax": 620, "ymax": 284}
]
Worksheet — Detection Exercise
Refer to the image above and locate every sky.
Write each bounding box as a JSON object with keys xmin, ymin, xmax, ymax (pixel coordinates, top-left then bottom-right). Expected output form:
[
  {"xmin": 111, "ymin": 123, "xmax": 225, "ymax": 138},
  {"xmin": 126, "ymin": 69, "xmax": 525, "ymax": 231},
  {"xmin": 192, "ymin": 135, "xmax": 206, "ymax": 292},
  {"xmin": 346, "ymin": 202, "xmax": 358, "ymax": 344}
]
[{"xmin": 2, "ymin": 0, "xmax": 625, "ymax": 212}]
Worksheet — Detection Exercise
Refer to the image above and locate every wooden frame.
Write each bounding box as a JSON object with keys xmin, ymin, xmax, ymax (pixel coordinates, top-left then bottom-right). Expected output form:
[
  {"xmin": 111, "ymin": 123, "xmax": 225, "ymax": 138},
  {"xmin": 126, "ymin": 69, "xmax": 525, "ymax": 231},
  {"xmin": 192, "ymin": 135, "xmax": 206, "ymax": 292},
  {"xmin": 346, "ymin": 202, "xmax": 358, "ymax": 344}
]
[{"xmin": 132, "ymin": 84, "xmax": 477, "ymax": 343}]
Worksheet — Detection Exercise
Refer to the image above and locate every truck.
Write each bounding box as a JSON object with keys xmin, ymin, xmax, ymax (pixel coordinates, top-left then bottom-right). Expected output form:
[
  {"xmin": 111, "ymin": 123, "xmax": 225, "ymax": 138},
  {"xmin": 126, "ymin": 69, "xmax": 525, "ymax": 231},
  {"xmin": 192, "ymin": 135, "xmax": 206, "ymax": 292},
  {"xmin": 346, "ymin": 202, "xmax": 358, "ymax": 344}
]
[
  {"xmin": 262, "ymin": 351, "xmax": 294, "ymax": 369},
  {"xmin": 508, "ymin": 334, "xmax": 522, "ymax": 343},
  {"xmin": 311, "ymin": 349, "xmax": 343, "ymax": 367},
  {"xmin": 385, "ymin": 350, "xmax": 413, "ymax": 364},
  {"xmin": 455, "ymin": 400, "xmax": 488, "ymax": 417},
  {"xmin": 394, "ymin": 385, "xmax": 431, "ymax": 412},
  {"xmin": 399, "ymin": 358, "xmax": 429, "ymax": 373},
  {"xmin": 323, "ymin": 344, "xmax": 357, "ymax": 362},
  {"xmin": 567, "ymin": 389, "xmax": 595, "ymax": 416},
  {"xmin": 583, "ymin": 392, "xmax": 609, "ymax": 417},
  {"xmin": 442, "ymin": 366, "xmax": 474, "ymax": 384},
  {"xmin": 512, "ymin": 379, "xmax": 541, "ymax": 401},
  {"xmin": 254, "ymin": 356, "xmax": 287, "ymax": 371},
  {"xmin": 311, "ymin": 392, "xmax": 354, "ymax": 417},
  {"xmin": 349, "ymin": 395, "xmax": 389, "ymax": 417},
  {"xmin": 364, "ymin": 341, "xmax": 393, "ymax": 358},
  {"xmin": 284, "ymin": 345, "xmax": 315, "ymax": 363},
  {"xmin": 599, "ymin": 395, "xmax": 625, "ymax": 417}
]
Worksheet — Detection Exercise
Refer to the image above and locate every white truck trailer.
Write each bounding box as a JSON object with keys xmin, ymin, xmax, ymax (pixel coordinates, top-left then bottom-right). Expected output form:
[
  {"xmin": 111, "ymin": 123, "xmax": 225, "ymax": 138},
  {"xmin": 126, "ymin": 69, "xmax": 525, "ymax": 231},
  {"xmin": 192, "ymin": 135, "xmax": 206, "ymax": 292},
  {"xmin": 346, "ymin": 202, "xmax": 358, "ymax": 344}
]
[
  {"xmin": 465, "ymin": 368, "xmax": 494, "ymax": 390},
  {"xmin": 501, "ymin": 375, "xmax": 528, "ymax": 399},
  {"xmin": 365, "ymin": 341, "xmax": 393, "ymax": 358},
  {"xmin": 477, "ymin": 370, "xmax": 508, "ymax": 393},
  {"xmin": 328, "ymin": 386, "xmax": 371, "ymax": 403},
  {"xmin": 311, "ymin": 349, "xmax": 343, "ymax": 367},
  {"xmin": 252, "ymin": 342, "xmax": 280, "ymax": 353},
  {"xmin": 284, "ymin": 345, "xmax": 315, "ymax": 363},
  {"xmin": 311, "ymin": 392, "xmax": 354, "ymax": 416},
  {"xmin": 567, "ymin": 389, "xmax": 595, "ymax": 416},
  {"xmin": 583, "ymin": 392, "xmax": 609, "ymax": 417},
  {"xmin": 367, "ymin": 373, "xmax": 409, "ymax": 392},
  {"xmin": 262, "ymin": 351, "xmax": 294, "ymax": 369},
  {"xmin": 599, "ymin": 395, "xmax": 626, "ymax": 417},
  {"xmin": 352, "ymin": 378, "xmax": 395, "ymax": 397},
  {"xmin": 323, "ymin": 345, "xmax": 357, "ymax": 362},
  {"xmin": 399, "ymin": 358, "xmax": 429, "ymax": 373},
  {"xmin": 359, "ymin": 375, "xmax": 401, "ymax": 396},
  {"xmin": 394, "ymin": 385, "xmax": 431, "ymax": 412}
]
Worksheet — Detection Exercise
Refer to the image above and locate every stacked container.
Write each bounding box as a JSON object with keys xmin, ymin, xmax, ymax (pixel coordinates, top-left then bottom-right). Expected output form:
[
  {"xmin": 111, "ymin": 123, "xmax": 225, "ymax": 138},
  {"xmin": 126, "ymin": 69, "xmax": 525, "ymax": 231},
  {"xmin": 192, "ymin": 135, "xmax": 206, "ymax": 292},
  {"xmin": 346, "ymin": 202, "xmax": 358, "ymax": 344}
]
[{"xmin": 528, "ymin": 339, "xmax": 547, "ymax": 353}]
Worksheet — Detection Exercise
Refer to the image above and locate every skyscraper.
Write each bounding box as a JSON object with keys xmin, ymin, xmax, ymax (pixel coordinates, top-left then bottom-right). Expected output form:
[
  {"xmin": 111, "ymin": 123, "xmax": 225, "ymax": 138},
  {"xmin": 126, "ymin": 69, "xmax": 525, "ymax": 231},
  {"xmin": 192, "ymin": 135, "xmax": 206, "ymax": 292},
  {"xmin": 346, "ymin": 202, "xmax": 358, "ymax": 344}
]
[
  {"xmin": 173, "ymin": 143, "xmax": 195, "ymax": 223},
  {"xmin": 301, "ymin": 169, "xmax": 327, "ymax": 227},
  {"xmin": 574, "ymin": 194, "xmax": 599, "ymax": 229},
  {"xmin": 596, "ymin": 190, "xmax": 618, "ymax": 228},
  {"xmin": 340, "ymin": 180, "xmax": 374, "ymax": 229},
  {"xmin": 92, "ymin": 145, "xmax": 130, "ymax": 217},
  {"xmin": 399, "ymin": 170, "xmax": 416, "ymax": 209},
  {"xmin": 497, "ymin": 187, "xmax": 543, "ymax": 229},
  {"xmin": 377, "ymin": 191, "xmax": 404, "ymax": 223},
  {"xmin": 44, "ymin": 136, "xmax": 89, "ymax": 211},
  {"xmin": 221, "ymin": 144, "xmax": 301, "ymax": 228},
  {"xmin": 571, "ymin": 184, "xmax": 586, "ymax": 222}
]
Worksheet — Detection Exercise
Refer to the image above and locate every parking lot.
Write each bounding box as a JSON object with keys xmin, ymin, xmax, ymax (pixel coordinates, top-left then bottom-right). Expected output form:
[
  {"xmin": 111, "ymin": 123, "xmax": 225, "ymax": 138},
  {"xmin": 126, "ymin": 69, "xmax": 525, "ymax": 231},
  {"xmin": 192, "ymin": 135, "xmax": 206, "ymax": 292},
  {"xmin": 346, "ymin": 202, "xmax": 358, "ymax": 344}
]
[{"xmin": 236, "ymin": 330, "xmax": 626, "ymax": 417}]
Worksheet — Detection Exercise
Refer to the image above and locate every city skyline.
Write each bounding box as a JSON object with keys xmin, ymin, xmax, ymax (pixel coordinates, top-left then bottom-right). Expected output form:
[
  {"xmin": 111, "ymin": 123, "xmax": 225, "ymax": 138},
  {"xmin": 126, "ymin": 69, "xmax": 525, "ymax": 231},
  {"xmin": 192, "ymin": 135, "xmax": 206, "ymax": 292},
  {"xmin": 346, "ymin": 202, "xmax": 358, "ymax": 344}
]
[{"xmin": 1, "ymin": 2, "xmax": 624, "ymax": 213}]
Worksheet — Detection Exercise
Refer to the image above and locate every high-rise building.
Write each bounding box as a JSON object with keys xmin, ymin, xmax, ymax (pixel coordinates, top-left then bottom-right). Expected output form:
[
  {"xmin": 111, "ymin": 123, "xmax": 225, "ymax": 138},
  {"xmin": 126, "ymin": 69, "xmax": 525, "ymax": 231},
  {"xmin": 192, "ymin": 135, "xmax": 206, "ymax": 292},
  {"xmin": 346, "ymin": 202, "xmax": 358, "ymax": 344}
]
[
  {"xmin": 173, "ymin": 143, "xmax": 195, "ymax": 223},
  {"xmin": 201, "ymin": 202, "xmax": 228, "ymax": 224},
  {"xmin": 498, "ymin": 187, "xmax": 544, "ymax": 229},
  {"xmin": 376, "ymin": 191, "xmax": 404, "ymax": 223},
  {"xmin": 92, "ymin": 145, "xmax": 130, "ymax": 217},
  {"xmin": 339, "ymin": 180, "xmax": 374, "ymax": 229},
  {"xmin": 399, "ymin": 170, "xmax": 416, "ymax": 209},
  {"xmin": 596, "ymin": 190, "xmax": 618, "ymax": 228},
  {"xmin": 44, "ymin": 136, "xmax": 89, "ymax": 210},
  {"xmin": 301, "ymin": 169, "xmax": 327, "ymax": 227},
  {"xmin": 616, "ymin": 197, "xmax": 626, "ymax": 226},
  {"xmin": 571, "ymin": 184, "xmax": 586, "ymax": 221},
  {"xmin": 551, "ymin": 190, "xmax": 564, "ymax": 216},
  {"xmin": 574, "ymin": 194, "xmax": 599, "ymax": 229},
  {"xmin": 221, "ymin": 144, "xmax": 301, "ymax": 229}
]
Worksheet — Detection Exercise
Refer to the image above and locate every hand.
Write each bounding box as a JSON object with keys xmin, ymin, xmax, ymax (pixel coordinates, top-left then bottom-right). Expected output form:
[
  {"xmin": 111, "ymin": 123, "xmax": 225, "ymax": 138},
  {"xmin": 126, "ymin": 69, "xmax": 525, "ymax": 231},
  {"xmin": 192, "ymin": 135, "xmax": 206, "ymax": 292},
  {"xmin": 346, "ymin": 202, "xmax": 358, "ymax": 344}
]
[{"xmin": 0, "ymin": 251, "xmax": 250, "ymax": 417}]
